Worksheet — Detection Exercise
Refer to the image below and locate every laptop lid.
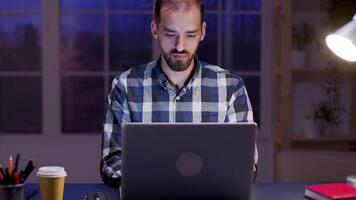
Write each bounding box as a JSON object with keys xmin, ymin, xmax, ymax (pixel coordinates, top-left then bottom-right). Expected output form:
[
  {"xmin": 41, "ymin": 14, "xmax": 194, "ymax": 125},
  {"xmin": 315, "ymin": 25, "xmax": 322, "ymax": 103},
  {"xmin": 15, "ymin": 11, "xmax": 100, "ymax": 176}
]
[{"xmin": 121, "ymin": 122, "xmax": 257, "ymax": 200}]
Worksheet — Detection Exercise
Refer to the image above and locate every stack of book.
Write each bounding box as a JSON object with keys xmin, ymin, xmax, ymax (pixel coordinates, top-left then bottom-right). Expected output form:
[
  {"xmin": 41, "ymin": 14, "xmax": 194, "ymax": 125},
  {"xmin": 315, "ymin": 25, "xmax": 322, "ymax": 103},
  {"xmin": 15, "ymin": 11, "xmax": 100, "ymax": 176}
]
[{"xmin": 305, "ymin": 183, "xmax": 356, "ymax": 200}]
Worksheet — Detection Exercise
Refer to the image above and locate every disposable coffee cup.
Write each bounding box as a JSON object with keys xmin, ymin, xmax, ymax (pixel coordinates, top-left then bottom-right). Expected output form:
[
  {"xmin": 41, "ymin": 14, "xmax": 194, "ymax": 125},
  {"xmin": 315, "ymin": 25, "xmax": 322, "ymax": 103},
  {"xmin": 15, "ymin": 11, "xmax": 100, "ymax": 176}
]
[{"xmin": 36, "ymin": 166, "xmax": 67, "ymax": 200}]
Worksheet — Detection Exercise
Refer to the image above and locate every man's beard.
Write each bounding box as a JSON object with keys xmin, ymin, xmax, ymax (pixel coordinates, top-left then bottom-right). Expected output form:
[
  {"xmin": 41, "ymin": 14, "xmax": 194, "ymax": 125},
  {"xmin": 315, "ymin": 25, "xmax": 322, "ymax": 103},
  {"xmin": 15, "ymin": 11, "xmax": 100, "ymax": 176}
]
[{"xmin": 162, "ymin": 49, "xmax": 195, "ymax": 72}]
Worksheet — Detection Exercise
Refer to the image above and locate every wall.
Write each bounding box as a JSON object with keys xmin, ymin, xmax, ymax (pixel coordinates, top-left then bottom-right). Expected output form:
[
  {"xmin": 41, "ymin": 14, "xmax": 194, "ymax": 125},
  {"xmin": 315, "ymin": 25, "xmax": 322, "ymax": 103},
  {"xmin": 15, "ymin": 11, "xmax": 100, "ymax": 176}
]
[
  {"xmin": 0, "ymin": 0, "xmax": 275, "ymax": 184},
  {"xmin": 0, "ymin": 136, "xmax": 102, "ymax": 183},
  {"xmin": 292, "ymin": 0, "xmax": 353, "ymax": 138},
  {"xmin": 0, "ymin": 137, "xmax": 273, "ymax": 183}
]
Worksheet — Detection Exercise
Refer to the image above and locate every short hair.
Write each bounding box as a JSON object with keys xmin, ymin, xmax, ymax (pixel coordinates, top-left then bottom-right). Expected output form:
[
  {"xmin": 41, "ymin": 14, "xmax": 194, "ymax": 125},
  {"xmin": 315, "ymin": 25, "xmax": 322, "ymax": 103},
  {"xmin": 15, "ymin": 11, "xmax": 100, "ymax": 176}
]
[{"xmin": 154, "ymin": 0, "xmax": 205, "ymax": 24}]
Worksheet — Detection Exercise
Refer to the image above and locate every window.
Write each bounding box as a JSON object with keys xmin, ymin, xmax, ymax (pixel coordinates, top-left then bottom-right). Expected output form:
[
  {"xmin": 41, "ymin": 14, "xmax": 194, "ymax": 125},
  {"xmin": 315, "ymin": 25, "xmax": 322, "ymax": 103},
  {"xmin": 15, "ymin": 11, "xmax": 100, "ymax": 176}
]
[
  {"xmin": 200, "ymin": 0, "xmax": 262, "ymax": 123},
  {"xmin": 60, "ymin": 4, "xmax": 106, "ymax": 133},
  {"xmin": 0, "ymin": 0, "xmax": 262, "ymax": 134},
  {"xmin": 0, "ymin": 0, "xmax": 42, "ymax": 133},
  {"xmin": 60, "ymin": 0, "xmax": 153, "ymax": 133}
]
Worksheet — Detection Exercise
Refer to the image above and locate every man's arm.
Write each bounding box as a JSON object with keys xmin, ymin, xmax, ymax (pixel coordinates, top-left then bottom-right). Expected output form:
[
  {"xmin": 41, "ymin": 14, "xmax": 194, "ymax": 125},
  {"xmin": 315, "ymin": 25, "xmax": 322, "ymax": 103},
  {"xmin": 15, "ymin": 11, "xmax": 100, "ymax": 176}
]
[
  {"xmin": 226, "ymin": 77, "xmax": 258, "ymax": 180},
  {"xmin": 101, "ymin": 78, "xmax": 131, "ymax": 188},
  {"xmin": 226, "ymin": 77, "xmax": 254, "ymax": 123}
]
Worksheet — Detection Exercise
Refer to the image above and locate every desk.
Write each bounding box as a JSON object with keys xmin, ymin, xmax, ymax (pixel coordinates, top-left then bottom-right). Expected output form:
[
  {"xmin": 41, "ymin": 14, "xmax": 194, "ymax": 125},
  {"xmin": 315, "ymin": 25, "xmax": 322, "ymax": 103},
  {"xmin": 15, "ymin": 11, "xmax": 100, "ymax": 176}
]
[{"xmin": 25, "ymin": 182, "xmax": 307, "ymax": 199}]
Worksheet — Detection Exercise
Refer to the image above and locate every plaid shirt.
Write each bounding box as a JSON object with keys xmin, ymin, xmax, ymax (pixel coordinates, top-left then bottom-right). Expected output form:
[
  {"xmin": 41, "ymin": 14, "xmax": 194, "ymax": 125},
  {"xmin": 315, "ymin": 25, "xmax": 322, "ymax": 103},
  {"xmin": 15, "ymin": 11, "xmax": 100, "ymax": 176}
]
[{"xmin": 101, "ymin": 57, "xmax": 256, "ymax": 187}]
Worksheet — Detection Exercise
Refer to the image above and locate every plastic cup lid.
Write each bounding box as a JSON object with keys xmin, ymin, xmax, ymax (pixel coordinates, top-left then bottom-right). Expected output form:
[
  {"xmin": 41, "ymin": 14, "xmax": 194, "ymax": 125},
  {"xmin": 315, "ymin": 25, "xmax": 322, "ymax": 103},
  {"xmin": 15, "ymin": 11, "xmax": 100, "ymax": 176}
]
[{"xmin": 36, "ymin": 166, "xmax": 67, "ymax": 178}]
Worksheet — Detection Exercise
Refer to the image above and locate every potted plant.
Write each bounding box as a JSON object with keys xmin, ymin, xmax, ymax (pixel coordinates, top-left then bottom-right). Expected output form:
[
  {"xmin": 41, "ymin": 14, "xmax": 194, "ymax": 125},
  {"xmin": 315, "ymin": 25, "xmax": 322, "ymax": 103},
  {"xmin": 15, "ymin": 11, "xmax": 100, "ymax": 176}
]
[
  {"xmin": 305, "ymin": 101, "xmax": 341, "ymax": 138},
  {"xmin": 292, "ymin": 22, "xmax": 315, "ymax": 69},
  {"xmin": 303, "ymin": 0, "xmax": 350, "ymax": 139},
  {"xmin": 304, "ymin": 64, "xmax": 344, "ymax": 138}
]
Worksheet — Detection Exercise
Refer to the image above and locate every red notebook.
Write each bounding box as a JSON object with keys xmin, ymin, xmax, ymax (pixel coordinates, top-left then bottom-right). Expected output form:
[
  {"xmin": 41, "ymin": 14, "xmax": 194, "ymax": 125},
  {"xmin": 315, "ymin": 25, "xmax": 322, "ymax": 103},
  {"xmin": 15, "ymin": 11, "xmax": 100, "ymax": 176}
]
[{"xmin": 305, "ymin": 183, "xmax": 356, "ymax": 200}]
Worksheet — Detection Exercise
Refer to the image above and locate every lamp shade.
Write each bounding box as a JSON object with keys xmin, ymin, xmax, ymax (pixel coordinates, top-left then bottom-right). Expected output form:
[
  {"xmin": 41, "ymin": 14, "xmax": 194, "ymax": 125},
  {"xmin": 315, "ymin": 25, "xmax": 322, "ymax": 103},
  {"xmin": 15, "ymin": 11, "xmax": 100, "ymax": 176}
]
[{"xmin": 326, "ymin": 14, "xmax": 356, "ymax": 62}]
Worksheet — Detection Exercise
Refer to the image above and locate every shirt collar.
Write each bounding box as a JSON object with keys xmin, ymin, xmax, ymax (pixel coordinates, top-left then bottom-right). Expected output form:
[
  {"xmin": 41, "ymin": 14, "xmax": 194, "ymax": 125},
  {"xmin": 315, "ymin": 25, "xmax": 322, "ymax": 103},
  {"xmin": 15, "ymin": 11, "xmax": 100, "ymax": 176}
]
[{"xmin": 153, "ymin": 56, "xmax": 202, "ymax": 92}]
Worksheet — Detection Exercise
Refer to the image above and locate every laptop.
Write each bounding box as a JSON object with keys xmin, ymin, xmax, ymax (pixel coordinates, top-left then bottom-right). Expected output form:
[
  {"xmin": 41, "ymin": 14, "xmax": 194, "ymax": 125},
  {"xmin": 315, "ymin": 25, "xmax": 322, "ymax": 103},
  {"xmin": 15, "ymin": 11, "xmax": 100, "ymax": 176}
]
[{"xmin": 121, "ymin": 122, "xmax": 257, "ymax": 200}]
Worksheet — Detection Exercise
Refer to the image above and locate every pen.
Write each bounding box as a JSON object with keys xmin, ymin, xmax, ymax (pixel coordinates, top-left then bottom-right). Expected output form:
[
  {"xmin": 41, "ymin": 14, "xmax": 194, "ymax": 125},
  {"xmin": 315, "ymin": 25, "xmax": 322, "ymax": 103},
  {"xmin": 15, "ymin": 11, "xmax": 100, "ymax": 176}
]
[
  {"xmin": 24, "ymin": 160, "xmax": 35, "ymax": 175},
  {"xmin": 4, "ymin": 167, "xmax": 9, "ymax": 185},
  {"xmin": 0, "ymin": 165, "xmax": 4, "ymax": 178},
  {"xmin": 14, "ymin": 153, "xmax": 20, "ymax": 172},
  {"xmin": 19, "ymin": 170, "xmax": 23, "ymax": 184},
  {"xmin": 8, "ymin": 155, "xmax": 13, "ymax": 177},
  {"xmin": 12, "ymin": 171, "xmax": 20, "ymax": 185},
  {"xmin": 21, "ymin": 160, "xmax": 35, "ymax": 183},
  {"xmin": 0, "ymin": 169, "xmax": 3, "ymax": 184}
]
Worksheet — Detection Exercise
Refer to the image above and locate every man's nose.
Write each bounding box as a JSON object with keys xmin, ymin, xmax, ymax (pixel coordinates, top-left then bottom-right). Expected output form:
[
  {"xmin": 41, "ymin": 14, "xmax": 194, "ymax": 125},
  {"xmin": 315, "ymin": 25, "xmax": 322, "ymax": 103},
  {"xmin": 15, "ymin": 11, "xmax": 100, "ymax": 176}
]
[{"xmin": 175, "ymin": 36, "xmax": 185, "ymax": 52}]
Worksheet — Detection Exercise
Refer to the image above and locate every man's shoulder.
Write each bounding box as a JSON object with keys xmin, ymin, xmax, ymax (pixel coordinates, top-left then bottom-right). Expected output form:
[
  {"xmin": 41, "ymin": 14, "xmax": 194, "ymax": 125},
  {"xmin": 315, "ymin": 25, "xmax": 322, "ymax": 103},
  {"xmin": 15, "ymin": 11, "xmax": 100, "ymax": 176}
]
[
  {"xmin": 200, "ymin": 62, "xmax": 243, "ymax": 83},
  {"xmin": 116, "ymin": 61, "xmax": 157, "ymax": 80}
]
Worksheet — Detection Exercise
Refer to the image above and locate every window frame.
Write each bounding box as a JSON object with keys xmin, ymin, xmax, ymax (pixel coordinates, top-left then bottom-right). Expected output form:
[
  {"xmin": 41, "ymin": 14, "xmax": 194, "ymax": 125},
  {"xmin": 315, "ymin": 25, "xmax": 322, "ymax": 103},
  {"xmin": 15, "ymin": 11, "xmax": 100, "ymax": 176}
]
[{"xmin": 0, "ymin": 0, "xmax": 272, "ymax": 140}]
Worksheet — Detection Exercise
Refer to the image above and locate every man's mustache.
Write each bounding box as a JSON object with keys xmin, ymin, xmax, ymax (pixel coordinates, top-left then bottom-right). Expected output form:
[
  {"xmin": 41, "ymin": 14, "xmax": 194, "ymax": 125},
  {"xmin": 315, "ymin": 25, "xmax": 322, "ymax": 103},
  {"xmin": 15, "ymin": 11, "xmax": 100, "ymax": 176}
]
[{"xmin": 170, "ymin": 50, "xmax": 189, "ymax": 55}]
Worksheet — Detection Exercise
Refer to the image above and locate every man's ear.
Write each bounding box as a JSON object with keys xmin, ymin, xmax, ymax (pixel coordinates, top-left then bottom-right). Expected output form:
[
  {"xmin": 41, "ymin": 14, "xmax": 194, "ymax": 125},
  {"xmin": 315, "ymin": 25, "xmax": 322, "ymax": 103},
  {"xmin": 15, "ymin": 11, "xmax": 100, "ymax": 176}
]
[
  {"xmin": 200, "ymin": 22, "xmax": 206, "ymax": 41},
  {"xmin": 151, "ymin": 20, "xmax": 159, "ymax": 40}
]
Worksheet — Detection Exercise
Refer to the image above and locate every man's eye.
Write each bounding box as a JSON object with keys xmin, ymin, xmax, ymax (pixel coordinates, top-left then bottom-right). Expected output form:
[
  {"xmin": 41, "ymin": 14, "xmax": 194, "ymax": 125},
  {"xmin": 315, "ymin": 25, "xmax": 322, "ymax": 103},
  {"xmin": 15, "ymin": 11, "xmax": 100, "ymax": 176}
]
[
  {"xmin": 165, "ymin": 33, "xmax": 175, "ymax": 37},
  {"xmin": 187, "ymin": 34, "xmax": 196, "ymax": 38}
]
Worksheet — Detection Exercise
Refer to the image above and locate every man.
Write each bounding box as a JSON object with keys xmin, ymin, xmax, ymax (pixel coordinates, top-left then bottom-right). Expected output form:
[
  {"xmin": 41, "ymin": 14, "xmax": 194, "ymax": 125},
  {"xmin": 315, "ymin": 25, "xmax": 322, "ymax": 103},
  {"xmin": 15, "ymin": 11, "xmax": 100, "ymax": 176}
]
[{"xmin": 101, "ymin": 0, "xmax": 258, "ymax": 188}]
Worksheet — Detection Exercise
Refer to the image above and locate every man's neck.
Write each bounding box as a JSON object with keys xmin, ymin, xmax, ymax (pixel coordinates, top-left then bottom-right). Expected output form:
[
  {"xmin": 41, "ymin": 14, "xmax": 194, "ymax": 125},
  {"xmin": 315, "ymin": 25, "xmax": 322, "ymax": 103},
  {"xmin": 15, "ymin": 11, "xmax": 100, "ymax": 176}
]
[{"xmin": 160, "ymin": 56, "xmax": 195, "ymax": 89}]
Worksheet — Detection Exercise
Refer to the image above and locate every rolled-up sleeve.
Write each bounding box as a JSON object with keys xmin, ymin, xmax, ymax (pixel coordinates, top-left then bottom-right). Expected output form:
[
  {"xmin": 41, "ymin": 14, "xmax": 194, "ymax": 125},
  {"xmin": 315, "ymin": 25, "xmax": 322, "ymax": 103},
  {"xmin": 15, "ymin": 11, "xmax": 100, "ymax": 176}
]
[
  {"xmin": 101, "ymin": 77, "xmax": 131, "ymax": 188},
  {"xmin": 226, "ymin": 77, "xmax": 258, "ymax": 179}
]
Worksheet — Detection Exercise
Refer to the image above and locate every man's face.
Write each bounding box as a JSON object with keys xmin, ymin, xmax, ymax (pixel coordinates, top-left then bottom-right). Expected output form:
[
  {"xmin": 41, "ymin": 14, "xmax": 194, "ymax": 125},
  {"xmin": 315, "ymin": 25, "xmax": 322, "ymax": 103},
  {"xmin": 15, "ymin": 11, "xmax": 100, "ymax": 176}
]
[{"xmin": 151, "ymin": 4, "xmax": 206, "ymax": 71}]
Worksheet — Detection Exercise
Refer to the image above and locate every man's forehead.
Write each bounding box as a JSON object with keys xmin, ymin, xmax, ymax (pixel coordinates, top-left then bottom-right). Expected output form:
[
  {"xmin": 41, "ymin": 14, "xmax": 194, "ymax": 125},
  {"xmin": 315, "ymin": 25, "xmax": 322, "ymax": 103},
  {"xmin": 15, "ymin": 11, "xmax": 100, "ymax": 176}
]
[
  {"xmin": 159, "ymin": 14, "xmax": 201, "ymax": 32},
  {"xmin": 160, "ymin": 0, "xmax": 200, "ymax": 17},
  {"xmin": 159, "ymin": 4, "xmax": 201, "ymax": 25}
]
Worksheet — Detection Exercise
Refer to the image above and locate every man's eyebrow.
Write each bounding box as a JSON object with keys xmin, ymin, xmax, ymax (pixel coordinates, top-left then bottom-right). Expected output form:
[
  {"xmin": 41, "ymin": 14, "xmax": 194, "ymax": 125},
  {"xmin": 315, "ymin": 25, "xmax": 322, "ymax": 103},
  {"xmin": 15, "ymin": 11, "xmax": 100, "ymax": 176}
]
[
  {"xmin": 186, "ymin": 30, "xmax": 198, "ymax": 34},
  {"xmin": 163, "ymin": 27, "xmax": 199, "ymax": 34}
]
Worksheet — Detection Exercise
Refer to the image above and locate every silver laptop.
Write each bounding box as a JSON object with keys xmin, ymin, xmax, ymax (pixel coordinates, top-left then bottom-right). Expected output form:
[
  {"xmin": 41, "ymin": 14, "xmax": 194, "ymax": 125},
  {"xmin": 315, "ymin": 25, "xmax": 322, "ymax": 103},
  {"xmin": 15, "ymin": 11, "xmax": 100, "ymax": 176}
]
[{"xmin": 121, "ymin": 122, "xmax": 257, "ymax": 200}]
